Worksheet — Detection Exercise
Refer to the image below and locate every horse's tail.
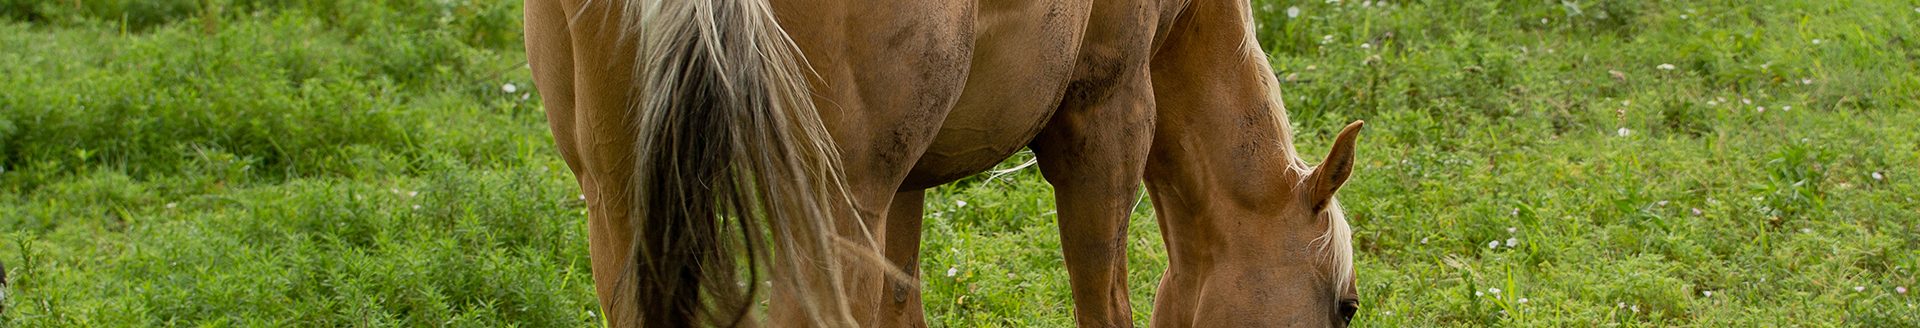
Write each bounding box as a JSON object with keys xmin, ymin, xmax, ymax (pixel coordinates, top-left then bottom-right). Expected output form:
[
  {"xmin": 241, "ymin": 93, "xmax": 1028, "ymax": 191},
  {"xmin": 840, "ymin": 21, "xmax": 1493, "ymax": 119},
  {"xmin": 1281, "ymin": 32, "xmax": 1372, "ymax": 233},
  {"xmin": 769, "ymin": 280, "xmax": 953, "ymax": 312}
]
[{"xmin": 618, "ymin": 0, "xmax": 856, "ymax": 326}]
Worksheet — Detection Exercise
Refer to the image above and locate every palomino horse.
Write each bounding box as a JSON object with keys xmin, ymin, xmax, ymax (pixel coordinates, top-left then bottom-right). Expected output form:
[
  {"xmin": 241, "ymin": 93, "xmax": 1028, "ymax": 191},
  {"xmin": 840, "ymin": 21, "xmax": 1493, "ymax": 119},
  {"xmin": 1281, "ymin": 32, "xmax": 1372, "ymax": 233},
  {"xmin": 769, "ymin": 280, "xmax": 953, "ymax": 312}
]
[{"xmin": 524, "ymin": 0, "xmax": 1364, "ymax": 326}]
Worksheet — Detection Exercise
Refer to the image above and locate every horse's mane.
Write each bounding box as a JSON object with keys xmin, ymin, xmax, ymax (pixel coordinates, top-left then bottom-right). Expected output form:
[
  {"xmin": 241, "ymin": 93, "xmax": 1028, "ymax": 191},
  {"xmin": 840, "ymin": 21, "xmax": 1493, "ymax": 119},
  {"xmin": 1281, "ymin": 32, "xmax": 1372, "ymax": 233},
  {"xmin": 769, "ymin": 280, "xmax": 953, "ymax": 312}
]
[{"xmin": 1246, "ymin": 25, "xmax": 1356, "ymax": 301}]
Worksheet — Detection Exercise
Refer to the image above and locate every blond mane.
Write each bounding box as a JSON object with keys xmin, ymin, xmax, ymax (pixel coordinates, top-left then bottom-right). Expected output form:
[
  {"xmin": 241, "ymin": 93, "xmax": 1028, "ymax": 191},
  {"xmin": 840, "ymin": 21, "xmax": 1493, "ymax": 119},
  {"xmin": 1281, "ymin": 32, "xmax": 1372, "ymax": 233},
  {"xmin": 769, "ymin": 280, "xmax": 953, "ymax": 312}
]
[{"xmin": 1246, "ymin": 24, "xmax": 1357, "ymax": 300}]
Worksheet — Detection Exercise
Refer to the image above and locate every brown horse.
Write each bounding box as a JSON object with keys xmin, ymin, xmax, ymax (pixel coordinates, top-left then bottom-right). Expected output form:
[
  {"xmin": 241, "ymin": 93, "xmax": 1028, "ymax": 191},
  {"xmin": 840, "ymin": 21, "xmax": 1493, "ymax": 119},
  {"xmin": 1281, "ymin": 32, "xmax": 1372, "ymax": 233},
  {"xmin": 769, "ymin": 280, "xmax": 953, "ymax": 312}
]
[{"xmin": 523, "ymin": 0, "xmax": 1364, "ymax": 326}]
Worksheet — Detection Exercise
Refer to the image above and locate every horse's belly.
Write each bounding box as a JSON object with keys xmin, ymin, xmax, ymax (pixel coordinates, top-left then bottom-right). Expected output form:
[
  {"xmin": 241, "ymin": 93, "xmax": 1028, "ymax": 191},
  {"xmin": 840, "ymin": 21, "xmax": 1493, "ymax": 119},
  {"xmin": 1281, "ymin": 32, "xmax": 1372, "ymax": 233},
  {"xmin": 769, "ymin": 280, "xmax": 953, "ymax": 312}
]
[{"xmin": 900, "ymin": 0, "xmax": 1086, "ymax": 190}]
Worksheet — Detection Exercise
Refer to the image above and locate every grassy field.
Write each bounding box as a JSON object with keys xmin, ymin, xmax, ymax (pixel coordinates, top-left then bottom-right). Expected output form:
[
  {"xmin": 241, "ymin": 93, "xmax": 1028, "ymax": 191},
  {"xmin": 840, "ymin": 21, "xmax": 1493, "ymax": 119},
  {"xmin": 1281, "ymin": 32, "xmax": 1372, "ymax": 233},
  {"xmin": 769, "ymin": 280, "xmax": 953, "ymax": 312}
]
[{"xmin": 1, "ymin": 0, "xmax": 1917, "ymax": 326}]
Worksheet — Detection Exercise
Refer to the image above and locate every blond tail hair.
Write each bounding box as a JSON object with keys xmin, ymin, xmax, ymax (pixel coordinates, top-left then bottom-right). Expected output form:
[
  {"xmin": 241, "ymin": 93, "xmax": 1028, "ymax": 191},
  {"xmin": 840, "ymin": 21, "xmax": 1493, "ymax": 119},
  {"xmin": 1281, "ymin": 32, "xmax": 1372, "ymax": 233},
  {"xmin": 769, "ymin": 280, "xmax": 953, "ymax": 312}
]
[{"xmin": 619, "ymin": 0, "xmax": 856, "ymax": 326}]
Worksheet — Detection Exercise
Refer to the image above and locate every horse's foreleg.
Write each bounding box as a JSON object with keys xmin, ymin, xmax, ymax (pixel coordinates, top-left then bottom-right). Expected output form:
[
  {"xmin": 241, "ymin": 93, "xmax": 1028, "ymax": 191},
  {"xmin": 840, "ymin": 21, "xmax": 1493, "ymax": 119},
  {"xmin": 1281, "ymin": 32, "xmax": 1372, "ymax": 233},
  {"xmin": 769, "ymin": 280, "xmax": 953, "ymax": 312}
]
[{"xmin": 1031, "ymin": 73, "xmax": 1154, "ymax": 328}]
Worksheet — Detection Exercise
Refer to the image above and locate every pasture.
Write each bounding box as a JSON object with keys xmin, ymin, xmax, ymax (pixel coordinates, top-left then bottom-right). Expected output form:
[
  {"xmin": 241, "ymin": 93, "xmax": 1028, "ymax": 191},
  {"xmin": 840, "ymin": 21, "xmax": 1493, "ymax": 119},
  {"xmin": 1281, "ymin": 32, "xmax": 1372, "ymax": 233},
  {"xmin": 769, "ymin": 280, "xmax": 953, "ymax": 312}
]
[{"xmin": 1, "ymin": 0, "xmax": 1916, "ymax": 326}]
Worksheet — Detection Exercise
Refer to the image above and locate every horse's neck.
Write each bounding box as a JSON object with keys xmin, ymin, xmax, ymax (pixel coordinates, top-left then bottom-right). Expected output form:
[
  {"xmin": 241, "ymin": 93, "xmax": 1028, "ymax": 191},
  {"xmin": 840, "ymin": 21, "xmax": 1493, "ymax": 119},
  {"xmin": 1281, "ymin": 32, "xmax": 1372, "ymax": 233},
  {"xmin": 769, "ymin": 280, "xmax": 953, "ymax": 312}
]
[
  {"xmin": 1143, "ymin": 82, "xmax": 1305, "ymax": 265},
  {"xmin": 1142, "ymin": 2, "xmax": 1306, "ymax": 268}
]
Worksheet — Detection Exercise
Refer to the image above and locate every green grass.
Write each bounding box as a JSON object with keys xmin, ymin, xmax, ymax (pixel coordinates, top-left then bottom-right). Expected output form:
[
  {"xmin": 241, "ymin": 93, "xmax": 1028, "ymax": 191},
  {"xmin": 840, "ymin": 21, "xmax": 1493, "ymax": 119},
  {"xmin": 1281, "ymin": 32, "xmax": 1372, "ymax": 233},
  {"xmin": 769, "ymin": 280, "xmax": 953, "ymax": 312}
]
[{"xmin": 1, "ymin": 0, "xmax": 1917, "ymax": 326}]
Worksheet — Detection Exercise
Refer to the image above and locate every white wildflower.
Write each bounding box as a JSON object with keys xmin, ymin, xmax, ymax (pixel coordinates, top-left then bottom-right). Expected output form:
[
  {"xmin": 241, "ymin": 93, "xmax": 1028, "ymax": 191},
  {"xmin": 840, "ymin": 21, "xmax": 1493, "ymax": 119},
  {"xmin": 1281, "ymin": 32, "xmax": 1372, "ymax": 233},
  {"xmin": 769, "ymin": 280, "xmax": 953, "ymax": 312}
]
[
  {"xmin": 1541, "ymin": 18, "xmax": 1549, "ymax": 24},
  {"xmin": 1506, "ymin": 237, "xmax": 1520, "ymax": 247},
  {"xmin": 946, "ymin": 267, "xmax": 959, "ymax": 277},
  {"xmin": 1898, "ymin": 286, "xmax": 1908, "ymax": 294},
  {"xmin": 1872, "ymin": 172, "xmax": 1884, "ymax": 180},
  {"xmin": 1782, "ymin": 105, "xmax": 1791, "ymax": 111},
  {"xmin": 1703, "ymin": 290, "xmax": 1713, "ymax": 297},
  {"xmin": 1489, "ymin": 288, "xmax": 1502, "ymax": 294},
  {"xmin": 1855, "ymin": 286, "xmax": 1867, "ymax": 292},
  {"xmin": 1679, "ymin": 14, "xmax": 1688, "ymax": 20},
  {"xmin": 1630, "ymin": 304, "xmax": 1640, "ymax": 313},
  {"xmin": 1321, "ymin": 35, "xmax": 1335, "ymax": 45},
  {"xmin": 1691, "ymin": 208, "xmax": 1704, "ymax": 216},
  {"xmin": 1488, "ymin": 240, "xmax": 1500, "ymax": 249},
  {"xmin": 1506, "ymin": 227, "xmax": 1517, "ymax": 233},
  {"xmin": 1518, "ymin": 298, "xmax": 1530, "ymax": 304},
  {"xmin": 1657, "ymin": 63, "xmax": 1676, "ymax": 70},
  {"xmin": 955, "ymin": 199, "xmax": 968, "ymax": 207},
  {"xmin": 412, "ymin": 205, "xmax": 422, "ymax": 210},
  {"xmin": 1287, "ymin": 6, "xmax": 1301, "ymax": 18},
  {"xmin": 502, "ymin": 83, "xmax": 519, "ymax": 93},
  {"xmin": 1476, "ymin": 291, "xmax": 1485, "ymax": 297},
  {"xmin": 1616, "ymin": 127, "xmax": 1632, "ymax": 137},
  {"xmin": 1801, "ymin": 78, "xmax": 1814, "ymax": 85},
  {"xmin": 1811, "ymin": 39, "xmax": 1822, "ymax": 45},
  {"xmin": 1420, "ymin": 237, "xmax": 1429, "ymax": 244},
  {"xmin": 166, "ymin": 202, "xmax": 177, "ymax": 209},
  {"xmin": 1360, "ymin": 43, "xmax": 1372, "ymax": 49},
  {"xmin": 408, "ymin": 191, "xmax": 418, "ymax": 197},
  {"xmin": 1742, "ymin": 98, "xmax": 1751, "ymax": 104},
  {"xmin": 1706, "ymin": 100, "xmax": 1718, "ymax": 106},
  {"xmin": 1756, "ymin": 106, "xmax": 1766, "ymax": 113},
  {"xmin": 1657, "ymin": 200, "xmax": 1669, "ymax": 207}
]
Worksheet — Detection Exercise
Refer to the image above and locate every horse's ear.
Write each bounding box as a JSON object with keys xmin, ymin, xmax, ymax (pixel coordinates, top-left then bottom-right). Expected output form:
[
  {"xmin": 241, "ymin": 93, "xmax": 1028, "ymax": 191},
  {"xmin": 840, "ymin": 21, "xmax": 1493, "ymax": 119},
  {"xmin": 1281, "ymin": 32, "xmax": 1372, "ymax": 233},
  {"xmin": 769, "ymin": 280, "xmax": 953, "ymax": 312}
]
[{"xmin": 1304, "ymin": 120, "xmax": 1364, "ymax": 211}]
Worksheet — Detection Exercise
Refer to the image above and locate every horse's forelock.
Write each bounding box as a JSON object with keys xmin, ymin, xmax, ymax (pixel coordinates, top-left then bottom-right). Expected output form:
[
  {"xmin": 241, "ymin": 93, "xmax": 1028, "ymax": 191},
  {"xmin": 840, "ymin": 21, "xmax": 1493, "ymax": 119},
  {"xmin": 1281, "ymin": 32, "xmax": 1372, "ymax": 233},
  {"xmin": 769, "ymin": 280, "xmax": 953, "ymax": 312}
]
[{"xmin": 1313, "ymin": 198, "xmax": 1355, "ymax": 301}]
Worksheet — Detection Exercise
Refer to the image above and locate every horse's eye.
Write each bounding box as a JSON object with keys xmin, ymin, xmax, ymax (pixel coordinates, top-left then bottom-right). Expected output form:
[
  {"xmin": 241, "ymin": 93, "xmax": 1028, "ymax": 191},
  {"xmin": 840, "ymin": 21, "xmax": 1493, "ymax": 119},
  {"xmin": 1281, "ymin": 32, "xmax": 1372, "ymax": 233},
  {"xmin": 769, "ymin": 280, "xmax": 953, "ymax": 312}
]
[{"xmin": 1338, "ymin": 299, "xmax": 1360, "ymax": 324}]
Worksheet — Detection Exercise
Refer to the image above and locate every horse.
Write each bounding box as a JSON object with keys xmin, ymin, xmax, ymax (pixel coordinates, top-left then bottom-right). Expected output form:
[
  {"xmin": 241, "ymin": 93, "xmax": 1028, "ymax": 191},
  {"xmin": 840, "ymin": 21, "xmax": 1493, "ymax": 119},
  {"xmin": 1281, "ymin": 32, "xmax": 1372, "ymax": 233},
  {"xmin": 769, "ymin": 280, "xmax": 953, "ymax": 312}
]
[{"xmin": 523, "ymin": 0, "xmax": 1365, "ymax": 326}]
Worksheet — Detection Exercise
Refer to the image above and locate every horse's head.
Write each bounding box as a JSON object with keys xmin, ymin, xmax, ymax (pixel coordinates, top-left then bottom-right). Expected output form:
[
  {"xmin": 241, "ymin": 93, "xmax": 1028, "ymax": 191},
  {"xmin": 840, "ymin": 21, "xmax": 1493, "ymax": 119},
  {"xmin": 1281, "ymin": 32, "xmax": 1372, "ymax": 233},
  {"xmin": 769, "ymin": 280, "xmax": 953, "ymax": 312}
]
[{"xmin": 1165, "ymin": 120, "xmax": 1363, "ymax": 327}]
